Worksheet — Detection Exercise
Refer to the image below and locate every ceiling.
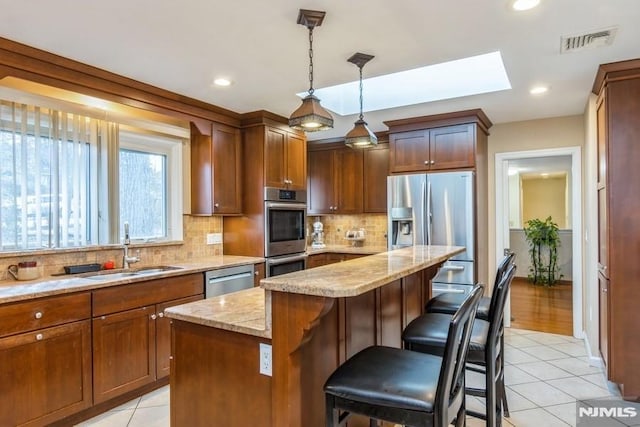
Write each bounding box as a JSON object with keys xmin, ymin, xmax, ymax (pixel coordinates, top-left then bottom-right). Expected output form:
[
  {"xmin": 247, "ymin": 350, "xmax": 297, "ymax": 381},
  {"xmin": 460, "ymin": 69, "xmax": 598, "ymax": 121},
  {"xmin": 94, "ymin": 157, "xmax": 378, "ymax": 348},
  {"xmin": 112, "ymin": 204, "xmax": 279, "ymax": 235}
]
[
  {"xmin": 1, "ymin": 1, "xmax": 639, "ymax": 140},
  {"xmin": 509, "ymin": 155, "xmax": 572, "ymax": 178}
]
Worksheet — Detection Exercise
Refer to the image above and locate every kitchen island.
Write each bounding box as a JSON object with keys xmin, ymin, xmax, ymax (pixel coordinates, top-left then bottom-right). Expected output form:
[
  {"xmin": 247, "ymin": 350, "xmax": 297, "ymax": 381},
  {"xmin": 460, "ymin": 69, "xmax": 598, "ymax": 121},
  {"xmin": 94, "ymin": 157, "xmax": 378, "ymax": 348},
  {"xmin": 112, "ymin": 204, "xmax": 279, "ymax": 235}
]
[{"xmin": 166, "ymin": 245, "xmax": 464, "ymax": 427}]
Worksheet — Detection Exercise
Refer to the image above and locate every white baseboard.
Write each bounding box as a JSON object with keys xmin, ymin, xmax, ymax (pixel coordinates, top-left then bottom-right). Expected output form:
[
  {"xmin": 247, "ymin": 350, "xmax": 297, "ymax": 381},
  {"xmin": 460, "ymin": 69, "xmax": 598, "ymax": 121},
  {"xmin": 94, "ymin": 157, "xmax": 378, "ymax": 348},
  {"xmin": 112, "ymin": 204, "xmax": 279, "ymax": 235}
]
[{"xmin": 583, "ymin": 331, "xmax": 604, "ymax": 368}]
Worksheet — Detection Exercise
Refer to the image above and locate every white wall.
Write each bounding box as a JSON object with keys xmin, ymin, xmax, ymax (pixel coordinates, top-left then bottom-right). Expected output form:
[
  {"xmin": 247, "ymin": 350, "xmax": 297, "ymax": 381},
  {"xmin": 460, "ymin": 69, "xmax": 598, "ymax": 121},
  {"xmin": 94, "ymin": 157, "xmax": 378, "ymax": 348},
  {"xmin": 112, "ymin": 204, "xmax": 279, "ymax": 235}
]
[{"xmin": 509, "ymin": 229, "xmax": 573, "ymax": 280}]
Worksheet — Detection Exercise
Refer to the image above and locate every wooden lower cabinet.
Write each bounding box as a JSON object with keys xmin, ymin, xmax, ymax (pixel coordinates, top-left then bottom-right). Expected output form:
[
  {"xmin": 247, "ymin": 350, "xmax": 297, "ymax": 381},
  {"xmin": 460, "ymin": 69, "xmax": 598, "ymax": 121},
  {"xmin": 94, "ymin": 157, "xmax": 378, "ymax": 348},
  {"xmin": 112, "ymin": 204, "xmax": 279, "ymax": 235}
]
[
  {"xmin": 156, "ymin": 295, "xmax": 203, "ymax": 379},
  {"xmin": 92, "ymin": 306, "xmax": 156, "ymax": 404},
  {"xmin": 93, "ymin": 292, "xmax": 204, "ymax": 403},
  {"xmin": 0, "ymin": 320, "xmax": 92, "ymax": 427}
]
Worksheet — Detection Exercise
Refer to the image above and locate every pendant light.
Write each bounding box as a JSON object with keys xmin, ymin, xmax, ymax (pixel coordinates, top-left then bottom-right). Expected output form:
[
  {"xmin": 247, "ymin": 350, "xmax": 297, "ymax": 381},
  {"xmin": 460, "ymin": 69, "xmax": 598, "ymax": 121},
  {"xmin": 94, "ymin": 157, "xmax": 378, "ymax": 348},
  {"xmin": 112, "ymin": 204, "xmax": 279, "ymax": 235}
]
[
  {"xmin": 288, "ymin": 9, "xmax": 334, "ymax": 132},
  {"xmin": 345, "ymin": 52, "xmax": 377, "ymax": 148}
]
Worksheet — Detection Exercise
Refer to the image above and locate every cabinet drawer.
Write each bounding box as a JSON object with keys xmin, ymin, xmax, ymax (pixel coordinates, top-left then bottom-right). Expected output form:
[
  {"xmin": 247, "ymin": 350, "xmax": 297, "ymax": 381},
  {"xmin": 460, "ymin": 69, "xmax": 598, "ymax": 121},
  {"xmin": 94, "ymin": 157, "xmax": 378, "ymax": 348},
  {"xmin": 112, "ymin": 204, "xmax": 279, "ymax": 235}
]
[
  {"xmin": 93, "ymin": 273, "xmax": 204, "ymax": 316},
  {"xmin": 0, "ymin": 292, "xmax": 91, "ymax": 338}
]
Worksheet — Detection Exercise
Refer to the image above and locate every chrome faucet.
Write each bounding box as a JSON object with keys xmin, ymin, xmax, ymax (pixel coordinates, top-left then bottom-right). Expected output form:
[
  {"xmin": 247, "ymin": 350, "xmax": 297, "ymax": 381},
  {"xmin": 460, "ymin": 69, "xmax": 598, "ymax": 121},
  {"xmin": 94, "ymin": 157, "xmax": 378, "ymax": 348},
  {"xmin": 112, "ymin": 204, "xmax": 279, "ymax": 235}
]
[{"xmin": 123, "ymin": 222, "xmax": 140, "ymax": 269}]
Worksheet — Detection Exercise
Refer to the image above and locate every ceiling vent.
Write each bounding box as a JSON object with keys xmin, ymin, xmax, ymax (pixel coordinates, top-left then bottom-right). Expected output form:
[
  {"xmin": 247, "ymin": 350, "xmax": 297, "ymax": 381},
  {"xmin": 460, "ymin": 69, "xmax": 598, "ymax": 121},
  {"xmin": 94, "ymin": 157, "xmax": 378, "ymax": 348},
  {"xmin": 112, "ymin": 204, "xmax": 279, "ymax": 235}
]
[{"xmin": 560, "ymin": 27, "xmax": 617, "ymax": 53}]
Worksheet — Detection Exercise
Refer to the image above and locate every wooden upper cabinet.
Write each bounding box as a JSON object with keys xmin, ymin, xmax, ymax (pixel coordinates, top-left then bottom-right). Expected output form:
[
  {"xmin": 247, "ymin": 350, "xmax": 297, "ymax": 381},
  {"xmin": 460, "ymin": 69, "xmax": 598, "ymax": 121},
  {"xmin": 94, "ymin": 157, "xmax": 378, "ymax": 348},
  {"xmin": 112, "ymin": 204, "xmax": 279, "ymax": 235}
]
[
  {"xmin": 363, "ymin": 145, "xmax": 389, "ymax": 213},
  {"xmin": 307, "ymin": 147, "xmax": 363, "ymax": 215},
  {"xmin": 389, "ymin": 130, "xmax": 430, "ymax": 172},
  {"xmin": 212, "ymin": 123, "xmax": 242, "ymax": 214},
  {"xmin": 596, "ymin": 92, "xmax": 608, "ymax": 187},
  {"xmin": 336, "ymin": 149, "xmax": 364, "ymax": 214},
  {"xmin": 385, "ymin": 110, "xmax": 490, "ymax": 174},
  {"xmin": 265, "ymin": 127, "xmax": 307, "ymax": 190},
  {"xmin": 191, "ymin": 122, "xmax": 242, "ymax": 215},
  {"xmin": 388, "ymin": 125, "xmax": 474, "ymax": 173},
  {"xmin": 307, "ymin": 149, "xmax": 336, "ymax": 214},
  {"xmin": 429, "ymin": 124, "xmax": 475, "ymax": 170}
]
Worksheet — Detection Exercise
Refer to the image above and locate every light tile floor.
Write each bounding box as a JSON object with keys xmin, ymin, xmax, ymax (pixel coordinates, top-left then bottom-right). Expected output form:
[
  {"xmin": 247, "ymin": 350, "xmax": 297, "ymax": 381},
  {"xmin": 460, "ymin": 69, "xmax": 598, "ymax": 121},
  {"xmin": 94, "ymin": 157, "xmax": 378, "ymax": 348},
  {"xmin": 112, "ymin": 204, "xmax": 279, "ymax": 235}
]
[{"xmin": 77, "ymin": 328, "xmax": 619, "ymax": 426}]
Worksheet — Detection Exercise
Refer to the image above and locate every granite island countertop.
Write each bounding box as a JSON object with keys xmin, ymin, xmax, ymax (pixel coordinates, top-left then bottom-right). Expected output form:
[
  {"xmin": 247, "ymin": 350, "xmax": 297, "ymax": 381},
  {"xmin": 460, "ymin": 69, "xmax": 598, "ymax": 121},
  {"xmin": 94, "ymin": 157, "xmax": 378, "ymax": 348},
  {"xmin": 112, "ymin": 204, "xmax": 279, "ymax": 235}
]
[
  {"xmin": 164, "ymin": 245, "xmax": 464, "ymax": 338},
  {"xmin": 263, "ymin": 245, "xmax": 464, "ymax": 297},
  {"xmin": 0, "ymin": 255, "xmax": 264, "ymax": 304}
]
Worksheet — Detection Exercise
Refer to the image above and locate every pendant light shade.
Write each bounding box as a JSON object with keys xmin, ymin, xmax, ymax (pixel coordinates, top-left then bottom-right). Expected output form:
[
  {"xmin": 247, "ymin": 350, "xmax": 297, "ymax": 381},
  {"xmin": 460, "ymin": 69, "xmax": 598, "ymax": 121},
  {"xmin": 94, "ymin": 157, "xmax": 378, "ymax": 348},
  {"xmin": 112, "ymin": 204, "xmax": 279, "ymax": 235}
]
[
  {"xmin": 289, "ymin": 9, "xmax": 334, "ymax": 132},
  {"xmin": 345, "ymin": 52, "xmax": 377, "ymax": 148}
]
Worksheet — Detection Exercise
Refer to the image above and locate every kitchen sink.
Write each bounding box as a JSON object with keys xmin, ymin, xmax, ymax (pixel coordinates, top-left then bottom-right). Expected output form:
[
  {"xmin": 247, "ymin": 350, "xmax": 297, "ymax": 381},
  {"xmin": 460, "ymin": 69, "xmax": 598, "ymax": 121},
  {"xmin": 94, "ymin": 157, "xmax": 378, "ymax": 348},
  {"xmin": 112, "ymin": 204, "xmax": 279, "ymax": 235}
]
[{"xmin": 84, "ymin": 265, "xmax": 183, "ymax": 280}]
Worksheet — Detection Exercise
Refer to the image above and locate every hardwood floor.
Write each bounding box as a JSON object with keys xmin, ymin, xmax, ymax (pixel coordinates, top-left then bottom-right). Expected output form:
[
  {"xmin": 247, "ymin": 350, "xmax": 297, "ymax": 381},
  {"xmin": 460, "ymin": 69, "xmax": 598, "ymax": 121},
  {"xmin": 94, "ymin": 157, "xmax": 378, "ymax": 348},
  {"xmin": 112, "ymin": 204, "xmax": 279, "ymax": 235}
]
[{"xmin": 509, "ymin": 277, "xmax": 573, "ymax": 336}]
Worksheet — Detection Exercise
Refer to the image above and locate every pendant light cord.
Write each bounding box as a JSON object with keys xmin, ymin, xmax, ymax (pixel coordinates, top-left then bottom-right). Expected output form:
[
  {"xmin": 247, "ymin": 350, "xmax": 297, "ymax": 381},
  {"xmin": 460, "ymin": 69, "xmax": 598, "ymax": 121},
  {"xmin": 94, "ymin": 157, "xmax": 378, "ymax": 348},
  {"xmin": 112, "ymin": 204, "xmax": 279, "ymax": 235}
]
[
  {"xmin": 358, "ymin": 66, "xmax": 364, "ymax": 121},
  {"xmin": 308, "ymin": 27, "xmax": 315, "ymax": 95}
]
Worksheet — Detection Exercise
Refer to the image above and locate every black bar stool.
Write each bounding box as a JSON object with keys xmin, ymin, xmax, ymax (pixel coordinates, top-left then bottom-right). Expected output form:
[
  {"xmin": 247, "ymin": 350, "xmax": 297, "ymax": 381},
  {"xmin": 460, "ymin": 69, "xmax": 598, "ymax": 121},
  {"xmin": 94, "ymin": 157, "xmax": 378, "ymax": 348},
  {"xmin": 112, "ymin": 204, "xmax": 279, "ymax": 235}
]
[
  {"xmin": 324, "ymin": 285, "xmax": 483, "ymax": 427},
  {"xmin": 402, "ymin": 264, "xmax": 516, "ymax": 427},
  {"xmin": 425, "ymin": 252, "xmax": 515, "ymax": 417}
]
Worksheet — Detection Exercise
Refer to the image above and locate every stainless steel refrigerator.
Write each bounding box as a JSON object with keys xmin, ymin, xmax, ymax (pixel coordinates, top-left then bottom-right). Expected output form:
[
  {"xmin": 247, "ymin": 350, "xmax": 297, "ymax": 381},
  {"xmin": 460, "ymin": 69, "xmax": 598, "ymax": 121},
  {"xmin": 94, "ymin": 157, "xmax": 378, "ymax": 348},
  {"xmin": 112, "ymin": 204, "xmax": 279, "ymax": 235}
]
[{"xmin": 387, "ymin": 172, "xmax": 476, "ymax": 296}]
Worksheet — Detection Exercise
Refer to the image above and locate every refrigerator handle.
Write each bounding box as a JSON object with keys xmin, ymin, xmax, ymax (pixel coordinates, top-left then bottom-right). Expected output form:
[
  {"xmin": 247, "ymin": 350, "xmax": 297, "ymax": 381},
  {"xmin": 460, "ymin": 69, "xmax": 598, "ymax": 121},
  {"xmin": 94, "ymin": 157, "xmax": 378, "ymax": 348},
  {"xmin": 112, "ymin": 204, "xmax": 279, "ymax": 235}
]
[{"xmin": 421, "ymin": 179, "xmax": 427, "ymax": 245}]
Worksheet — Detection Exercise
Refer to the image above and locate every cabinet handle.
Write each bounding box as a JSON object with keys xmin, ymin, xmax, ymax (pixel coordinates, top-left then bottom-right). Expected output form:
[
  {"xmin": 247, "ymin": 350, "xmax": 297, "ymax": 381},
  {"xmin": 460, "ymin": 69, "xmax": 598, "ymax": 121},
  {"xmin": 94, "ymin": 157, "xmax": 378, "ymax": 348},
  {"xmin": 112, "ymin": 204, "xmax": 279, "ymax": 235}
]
[
  {"xmin": 34, "ymin": 311, "xmax": 43, "ymax": 319},
  {"xmin": 424, "ymin": 160, "xmax": 429, "ymax": 165},
  {"xmin": 35, "ymin": 333, "xmax": 43, "ymax": 341},
  {"xmin": 603, "ymin": 288, "xmax": 608, "ymax": 293},
  {"xmin": 158, "ymin": 312, "xmax": 164, "ymax": 318},
  {"xmin": 430, "ymin": 160, "xmax": 435, "ymax": 165},
  {"xmin": 254, "ymin": 271, "xmax": 259, "ymax": 276},
  {"xmin": 151, "ymin": 314, "xmax": 157, "ymax": 320},
  {"xmin": 214, "ymin": 203, "xmax": 219, "ymax": 208}
]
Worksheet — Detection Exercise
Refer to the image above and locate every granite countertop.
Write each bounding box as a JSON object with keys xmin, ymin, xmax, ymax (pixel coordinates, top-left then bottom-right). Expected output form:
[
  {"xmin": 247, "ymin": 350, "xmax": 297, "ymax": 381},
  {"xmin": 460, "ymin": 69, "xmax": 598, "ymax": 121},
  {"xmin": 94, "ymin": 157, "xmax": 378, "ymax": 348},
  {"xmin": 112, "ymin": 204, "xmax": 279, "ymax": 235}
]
[
  {"xmin": 164, "ymin": 245, "xmax": 464, "ymax": 337},
  {"xmin": 306, "ymin": 245, "xmax": 387, "ymax": 255},
  {"xmin": 0, "ymin": 255, "xmax": 264, "ymax": 304},
  {"xmin": 263, "ymin": 245, "xmax": 464, "ymax": 298},
  {"xmin": 164, "ymin": 287, "xmax": 271, "ymax": 339}
]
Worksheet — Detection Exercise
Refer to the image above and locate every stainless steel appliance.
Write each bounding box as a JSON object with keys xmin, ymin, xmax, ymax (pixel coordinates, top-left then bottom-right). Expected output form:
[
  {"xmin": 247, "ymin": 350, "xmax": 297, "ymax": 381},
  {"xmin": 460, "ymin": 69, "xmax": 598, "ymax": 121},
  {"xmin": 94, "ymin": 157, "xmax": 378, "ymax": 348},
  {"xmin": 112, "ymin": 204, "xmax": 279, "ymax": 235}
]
[
  {"xmin": 265, "ymin": 252, "xmax": 308, "ymax": 277},
  {"xmin": 388, "ymin": 172, "xmax": 476, "ymax": 296},
  {"xmin": 264, "ymin": 187, "xmax": 306, "ymax": 258},
  {"xmin": 263, "ymin": 187, "xmax": 307, "ymax": 277},
  {"xmin": 205, "ymin": 264, "xmax": 255, "ymax": 298}
]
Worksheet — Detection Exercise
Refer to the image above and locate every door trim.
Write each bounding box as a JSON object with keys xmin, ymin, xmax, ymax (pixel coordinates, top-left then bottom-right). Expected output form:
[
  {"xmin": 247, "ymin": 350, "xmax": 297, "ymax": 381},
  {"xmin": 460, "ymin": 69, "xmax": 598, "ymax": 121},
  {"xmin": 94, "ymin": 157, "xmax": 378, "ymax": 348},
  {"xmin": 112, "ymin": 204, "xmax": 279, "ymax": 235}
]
[{"xmin": 495, "ymin": 146, "xmax": 583, "ymax": 338}]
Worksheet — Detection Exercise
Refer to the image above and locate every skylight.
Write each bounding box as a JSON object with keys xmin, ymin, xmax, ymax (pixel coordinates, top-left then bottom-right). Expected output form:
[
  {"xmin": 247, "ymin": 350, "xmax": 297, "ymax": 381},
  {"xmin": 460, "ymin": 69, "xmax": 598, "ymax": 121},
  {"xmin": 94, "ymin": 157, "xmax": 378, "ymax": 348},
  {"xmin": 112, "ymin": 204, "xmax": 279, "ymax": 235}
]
[{"xmin": 301, "ymin": 51, "xmax": 511, "ymax": 116}]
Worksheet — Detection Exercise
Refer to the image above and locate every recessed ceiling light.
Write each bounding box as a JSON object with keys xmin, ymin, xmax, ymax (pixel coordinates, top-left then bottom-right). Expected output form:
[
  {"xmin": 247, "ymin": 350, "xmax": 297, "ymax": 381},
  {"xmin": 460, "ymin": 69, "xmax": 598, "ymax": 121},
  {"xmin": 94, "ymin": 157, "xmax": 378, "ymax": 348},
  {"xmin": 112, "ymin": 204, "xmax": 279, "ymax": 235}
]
[
  {"xmin": 213, "ymin": 78, "xmax": 232, "ymax": 87},
  {"xmin": 512, "ymin": 0, "xmax": 540, "ymax": 11},
  {"xmin": 530, "ymin": 85, "xmax": 549, "ymax": 95},
  {"xmin": 305, "ymin": 51, "xmax": 511, "ymax": 116}
]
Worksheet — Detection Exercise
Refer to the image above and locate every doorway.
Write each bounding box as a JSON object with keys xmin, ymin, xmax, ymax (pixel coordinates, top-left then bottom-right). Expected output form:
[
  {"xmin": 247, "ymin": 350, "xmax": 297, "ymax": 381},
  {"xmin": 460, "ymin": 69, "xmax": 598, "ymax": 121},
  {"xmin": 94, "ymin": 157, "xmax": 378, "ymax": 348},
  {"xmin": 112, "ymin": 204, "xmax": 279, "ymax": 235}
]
[{"xmin": 495, "ymin": 147, "xmax": 583, "ymax": 338}]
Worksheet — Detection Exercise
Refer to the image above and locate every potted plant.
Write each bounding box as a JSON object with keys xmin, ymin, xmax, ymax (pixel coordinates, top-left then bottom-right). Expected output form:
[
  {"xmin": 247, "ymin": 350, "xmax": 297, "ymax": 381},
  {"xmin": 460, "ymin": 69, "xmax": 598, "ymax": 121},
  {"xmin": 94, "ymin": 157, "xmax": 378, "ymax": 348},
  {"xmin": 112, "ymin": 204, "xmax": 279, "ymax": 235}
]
[{"xmin": 523, "ymin": 216, "xmax": 562, "ymax": 286}]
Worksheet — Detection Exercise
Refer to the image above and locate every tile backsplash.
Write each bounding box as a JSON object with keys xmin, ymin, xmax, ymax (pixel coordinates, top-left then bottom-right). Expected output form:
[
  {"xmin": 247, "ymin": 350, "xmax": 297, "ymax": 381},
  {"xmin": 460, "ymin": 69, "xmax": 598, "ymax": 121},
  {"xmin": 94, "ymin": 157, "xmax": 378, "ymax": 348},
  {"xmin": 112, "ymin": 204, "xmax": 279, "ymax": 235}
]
[
  {"xmin": 0, "ymin": 215, "xmax": 222, "ymax": 281},
  {"xmin": 309, "ymin": 214, "xmax": 388, "ymax": 247}
]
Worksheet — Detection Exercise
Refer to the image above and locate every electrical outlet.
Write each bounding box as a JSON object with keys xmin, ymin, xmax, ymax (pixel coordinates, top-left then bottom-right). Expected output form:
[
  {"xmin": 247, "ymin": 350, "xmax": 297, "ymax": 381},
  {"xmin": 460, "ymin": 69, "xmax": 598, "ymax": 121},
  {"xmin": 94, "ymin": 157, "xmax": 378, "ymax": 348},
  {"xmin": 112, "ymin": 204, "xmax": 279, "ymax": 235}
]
[
  {"xmin": 206, "ymin": 233, "xmax": 223, "ymax": 245},
  {"xmin": 259, "ymin": 343, "xmax": 272, "ymax": 376}
]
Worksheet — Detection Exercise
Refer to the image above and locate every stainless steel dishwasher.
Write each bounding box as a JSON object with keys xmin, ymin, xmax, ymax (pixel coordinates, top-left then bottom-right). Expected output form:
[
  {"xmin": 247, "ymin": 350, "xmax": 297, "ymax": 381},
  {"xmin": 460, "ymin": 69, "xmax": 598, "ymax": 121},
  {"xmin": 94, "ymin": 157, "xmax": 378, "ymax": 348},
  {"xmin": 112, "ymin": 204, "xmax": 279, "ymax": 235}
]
[{"xmin": 205, "ymin": 264, "xmax": 255, "ymax": 298}]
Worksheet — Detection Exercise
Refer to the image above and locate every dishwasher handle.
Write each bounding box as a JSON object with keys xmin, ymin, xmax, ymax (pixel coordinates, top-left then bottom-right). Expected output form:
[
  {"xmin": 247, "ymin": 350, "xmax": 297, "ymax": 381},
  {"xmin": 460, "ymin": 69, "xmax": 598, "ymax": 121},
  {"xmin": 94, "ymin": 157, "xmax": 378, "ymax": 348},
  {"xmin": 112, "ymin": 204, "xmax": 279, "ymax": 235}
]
[{"xmin": 207, "ymin": 272, "xmax": 253, "ymax": 285}]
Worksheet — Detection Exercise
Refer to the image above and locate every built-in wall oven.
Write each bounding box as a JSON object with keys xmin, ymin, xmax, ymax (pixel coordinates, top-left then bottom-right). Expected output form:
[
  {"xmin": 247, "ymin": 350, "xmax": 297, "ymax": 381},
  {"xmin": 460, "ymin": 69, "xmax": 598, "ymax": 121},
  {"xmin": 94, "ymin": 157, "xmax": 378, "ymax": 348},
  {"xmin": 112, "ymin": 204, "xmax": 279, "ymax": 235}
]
[
  {"xmin": 264, "ymin": 187, "xmax": 307, "ymax": 277},
  {"xmin": 266, "ymin": 252, "xmax": 308, "ymax": 277}
]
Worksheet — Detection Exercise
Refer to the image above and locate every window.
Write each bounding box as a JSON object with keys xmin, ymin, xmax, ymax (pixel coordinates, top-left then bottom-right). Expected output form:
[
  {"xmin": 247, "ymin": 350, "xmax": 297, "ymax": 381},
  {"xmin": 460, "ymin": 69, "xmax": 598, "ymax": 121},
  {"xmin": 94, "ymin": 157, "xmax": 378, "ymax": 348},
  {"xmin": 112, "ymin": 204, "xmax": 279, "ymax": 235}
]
[
  {"xmin": 0, "ymin": 101, "xmax": 96, "ymax": 250},
  {"xmin": 0, "ymin": 99, "xmax": 183, "ymax": 252},
  {"xmin": 118, "ymin": 130, "xmax": 183, "ymax": 242}
]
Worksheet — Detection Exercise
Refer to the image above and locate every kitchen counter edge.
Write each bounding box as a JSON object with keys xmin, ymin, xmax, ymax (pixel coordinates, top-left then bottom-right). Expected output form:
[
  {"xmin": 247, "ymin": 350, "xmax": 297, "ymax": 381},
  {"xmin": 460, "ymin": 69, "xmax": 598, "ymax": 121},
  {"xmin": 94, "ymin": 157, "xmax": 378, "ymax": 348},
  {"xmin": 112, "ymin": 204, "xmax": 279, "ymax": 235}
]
[{"xmin": 0, "ymin": 255, "xmax": 264, "ymax": 304}]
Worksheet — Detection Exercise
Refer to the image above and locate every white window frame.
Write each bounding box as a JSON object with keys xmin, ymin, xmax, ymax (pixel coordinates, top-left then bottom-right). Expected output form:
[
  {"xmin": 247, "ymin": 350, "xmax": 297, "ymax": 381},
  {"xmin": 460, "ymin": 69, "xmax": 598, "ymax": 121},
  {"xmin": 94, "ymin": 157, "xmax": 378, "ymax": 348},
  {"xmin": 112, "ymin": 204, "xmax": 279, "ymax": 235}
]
[{"xmin": 118, "ymin": 128, "xmax": 184, "ymax": 243}]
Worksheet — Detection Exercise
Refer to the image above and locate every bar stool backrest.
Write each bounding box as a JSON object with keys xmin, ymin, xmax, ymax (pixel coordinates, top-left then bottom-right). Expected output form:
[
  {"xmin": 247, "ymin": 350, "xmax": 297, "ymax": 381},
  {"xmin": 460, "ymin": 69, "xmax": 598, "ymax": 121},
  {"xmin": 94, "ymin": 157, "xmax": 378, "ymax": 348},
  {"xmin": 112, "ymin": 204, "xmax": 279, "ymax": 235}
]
[
  {"xmin": 435, "ymin": 284, "xmax": 483, "ymax": 423},
  {"xmin": 487, "ymin": 252, "xmax": 516, "ymax": 320},
  {"xmin": 487, "ymin": 263, "xmax": 517, "ymax": 343}
]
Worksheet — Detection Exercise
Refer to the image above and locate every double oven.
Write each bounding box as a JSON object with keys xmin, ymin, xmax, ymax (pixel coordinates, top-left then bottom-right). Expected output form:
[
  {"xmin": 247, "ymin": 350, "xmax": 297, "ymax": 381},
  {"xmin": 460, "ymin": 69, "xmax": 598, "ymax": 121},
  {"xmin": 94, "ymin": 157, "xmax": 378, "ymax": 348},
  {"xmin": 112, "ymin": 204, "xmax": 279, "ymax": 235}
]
[{"xmin": 264, "ymin": 187, "xmax": 307, "ymax": 277}]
